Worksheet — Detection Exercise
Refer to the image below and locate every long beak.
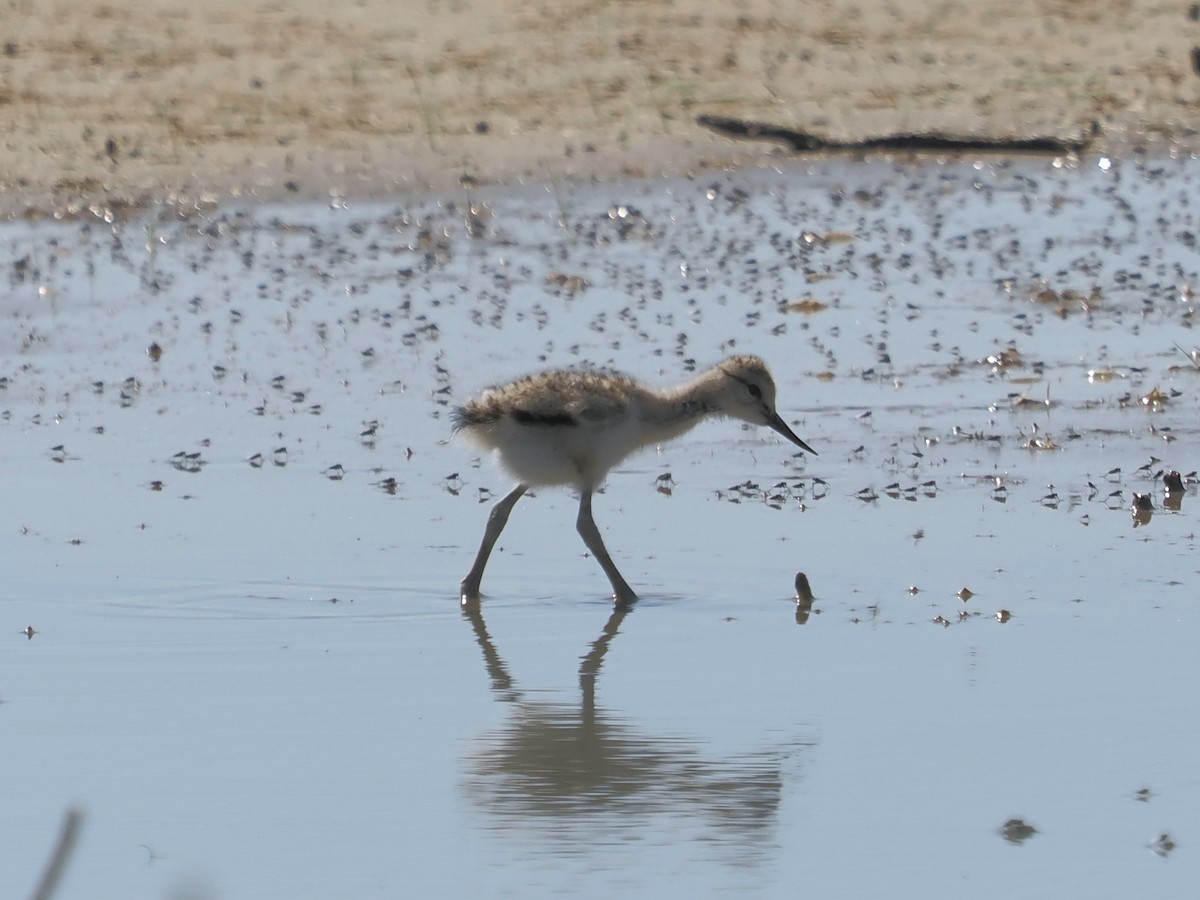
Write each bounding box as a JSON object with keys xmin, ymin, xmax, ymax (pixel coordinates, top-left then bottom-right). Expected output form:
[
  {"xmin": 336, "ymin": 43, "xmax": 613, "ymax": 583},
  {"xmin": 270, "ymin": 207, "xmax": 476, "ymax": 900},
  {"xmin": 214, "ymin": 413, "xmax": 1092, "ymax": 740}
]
[{"xmin": 766, "ymin": 410, "xmax": 817, "ymax": 455}]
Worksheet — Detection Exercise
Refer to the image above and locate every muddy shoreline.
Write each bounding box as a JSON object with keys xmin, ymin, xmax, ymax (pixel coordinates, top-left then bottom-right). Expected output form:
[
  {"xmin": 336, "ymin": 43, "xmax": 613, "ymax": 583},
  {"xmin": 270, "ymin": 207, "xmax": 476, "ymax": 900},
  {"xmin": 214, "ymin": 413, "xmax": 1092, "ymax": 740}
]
[{"xmin": 2, "ymin": 0, "xmax": 1199, "ymax": 215}]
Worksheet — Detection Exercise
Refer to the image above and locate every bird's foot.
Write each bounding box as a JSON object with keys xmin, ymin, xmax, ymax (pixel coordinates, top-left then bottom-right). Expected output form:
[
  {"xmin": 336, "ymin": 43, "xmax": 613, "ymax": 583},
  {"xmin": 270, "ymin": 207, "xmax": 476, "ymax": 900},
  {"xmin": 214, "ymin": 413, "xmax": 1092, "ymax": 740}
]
[
  {"xmin": 611, "ymin": 586, "xmax": 639, "ymax": 607},
  {"xmin": 459, "ymin": 578, "xmax": 482, "ymax": 606}
]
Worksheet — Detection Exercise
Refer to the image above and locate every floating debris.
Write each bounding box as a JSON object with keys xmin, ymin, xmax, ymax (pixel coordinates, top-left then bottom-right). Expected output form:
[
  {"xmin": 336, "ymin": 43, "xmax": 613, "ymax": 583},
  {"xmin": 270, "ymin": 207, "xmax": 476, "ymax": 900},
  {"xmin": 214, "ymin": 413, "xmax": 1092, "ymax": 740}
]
[
  {"xmin": 794, "ymin": 572, "xmax": 816, "ymax": 625},
  {"xmin": 794, "ymin": 572, "xmax": 814, "ymax": 603},
  {"xmin": 1149, "ymin": 832, "xmax": 1177, "ymax": 858},
  {"xmin": 1030, "ymin": 285, "xmax": 1099, "ymax": 315},
  {"xmin": 1000, "ymin": 818, "xmax": 1038, "ymax": 844},
  {"xmin": 169, "ymin": 451, "xmax": 203, "ymax": 473},
  {"xmin": 1171, "ymin": 341, "xmax": 1200, "ymax": 370},
  {"xmin": 853, "ymin": 486, "xmax": 879, "ymax": 502},
  {"xmin": 953, "ymin": 426, "xmax": 1004, "ymax": 443},
  {"xmin": 782, "ymin": 297, "xmax": 828, "ymax": 314},
  {"xmin": 545, "ymin": 271, "xmax": 588, "ymax": 294},
  {"xmin": 1024, "ymin": 435, "xmax": 1060, "ymax": 451},
  {"xmin": 1163, "ymin": 471, "xmax": 1185, "ymax": 510},
  {"xmin": 654, "ymin": 472, "xmax": 674, "ymax": 496},
  {"xmin": 986, "ymin": 347, "xmax": 1025, "ymax": 371},
  {"xmin": 118, "ymin": 376, "xmax": 139, "ymax": 407},
  {"xmin": 1131, "ymin": 493, "xmax": 1154, "ymax": 527},
  {"xmin": 1010, "ymin": 383, "xmax": 1051, "ymax": 410},
  {"xmin": 1140, "ymin": 386, "xmax": 1169, "ymax": 409}
]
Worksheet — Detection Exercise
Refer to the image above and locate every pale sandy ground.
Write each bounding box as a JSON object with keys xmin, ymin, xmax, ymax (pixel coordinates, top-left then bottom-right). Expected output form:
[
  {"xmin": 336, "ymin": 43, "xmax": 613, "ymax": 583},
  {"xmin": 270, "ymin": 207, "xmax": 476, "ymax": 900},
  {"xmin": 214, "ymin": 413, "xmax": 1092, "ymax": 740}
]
[{"xmin": 1, "ymin": 0, "xmax": 1199, "ymax": 212}]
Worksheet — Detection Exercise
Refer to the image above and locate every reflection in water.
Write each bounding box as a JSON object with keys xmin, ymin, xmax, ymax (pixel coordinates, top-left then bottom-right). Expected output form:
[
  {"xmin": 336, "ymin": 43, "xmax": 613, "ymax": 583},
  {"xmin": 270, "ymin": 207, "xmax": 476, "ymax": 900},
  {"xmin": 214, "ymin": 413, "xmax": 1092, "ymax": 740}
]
[
  {"xmin": 460, "ymin": 601, "xmax": 810, "ymax": 860},
  {"xmin": 794, "ymin": 572, "xmax": 816, "ymax": 625},
  {"xmin": 999, "ymin": 817, "xmax": 1038, "ymax": 845},
  {"xmin": 794, "ymin": 595, "xmax": 816, "ymax": 625}
]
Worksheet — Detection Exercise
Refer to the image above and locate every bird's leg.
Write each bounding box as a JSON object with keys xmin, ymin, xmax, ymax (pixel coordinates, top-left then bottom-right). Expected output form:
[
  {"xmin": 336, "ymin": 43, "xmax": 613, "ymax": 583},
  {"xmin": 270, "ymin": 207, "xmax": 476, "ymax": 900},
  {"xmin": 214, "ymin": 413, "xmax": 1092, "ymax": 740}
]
[
  {"xmin": 460, "ymin": 484, "xmax": 528, "ymax": 602},
  {"xmin": 576, "ymin": 488, "xmax": 638, "ymax": 604}
]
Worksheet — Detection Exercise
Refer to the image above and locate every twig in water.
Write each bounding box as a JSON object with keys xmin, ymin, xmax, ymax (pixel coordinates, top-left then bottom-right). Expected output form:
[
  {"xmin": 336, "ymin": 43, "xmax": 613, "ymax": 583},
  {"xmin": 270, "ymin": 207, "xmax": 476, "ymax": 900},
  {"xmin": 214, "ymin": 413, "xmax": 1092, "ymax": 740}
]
[{"xmin": 30, "ymin": 807, "xmax": 84, "ymax": 900}]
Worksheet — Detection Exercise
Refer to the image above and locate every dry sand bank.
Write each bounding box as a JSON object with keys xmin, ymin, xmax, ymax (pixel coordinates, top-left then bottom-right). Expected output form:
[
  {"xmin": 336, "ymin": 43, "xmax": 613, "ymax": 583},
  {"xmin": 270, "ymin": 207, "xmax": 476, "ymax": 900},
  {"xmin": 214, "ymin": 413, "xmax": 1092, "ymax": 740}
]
[{"xmin": 1, "ymin": 0, "xmax": 1199, "ymax": 211}]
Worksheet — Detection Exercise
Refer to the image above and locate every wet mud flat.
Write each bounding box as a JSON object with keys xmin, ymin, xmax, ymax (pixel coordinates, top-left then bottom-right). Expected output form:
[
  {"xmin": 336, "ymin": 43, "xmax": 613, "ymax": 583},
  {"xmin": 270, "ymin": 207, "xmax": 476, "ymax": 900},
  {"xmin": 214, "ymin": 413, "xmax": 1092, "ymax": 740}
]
[{"xmin": 4, "ymin": 153, "xmax": 1200, "ymax": 897}]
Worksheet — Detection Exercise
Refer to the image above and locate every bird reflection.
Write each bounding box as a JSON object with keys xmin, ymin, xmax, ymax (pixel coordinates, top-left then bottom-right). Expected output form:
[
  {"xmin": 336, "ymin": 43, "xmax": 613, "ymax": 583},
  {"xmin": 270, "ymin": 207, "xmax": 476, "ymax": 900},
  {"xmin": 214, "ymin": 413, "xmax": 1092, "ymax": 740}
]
[
  {"xmin": 460, "ymin": 599, "xmax": 808, "ymax": 856},
  {"xmin": 794, "ymin": 572, "xmax": 816, "ymax": 625}
]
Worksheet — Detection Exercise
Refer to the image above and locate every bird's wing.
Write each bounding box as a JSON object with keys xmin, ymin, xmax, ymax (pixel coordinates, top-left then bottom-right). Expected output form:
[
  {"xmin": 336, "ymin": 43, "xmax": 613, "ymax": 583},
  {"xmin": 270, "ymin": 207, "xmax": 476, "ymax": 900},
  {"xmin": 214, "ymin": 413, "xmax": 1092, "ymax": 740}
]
[
  {"xmin": 504, "ymin": 371, "xmax": 634, "ymax": 428},
  {"xmin": 573, "ymin": 391, "xmax": 629, "ymax": 425}
]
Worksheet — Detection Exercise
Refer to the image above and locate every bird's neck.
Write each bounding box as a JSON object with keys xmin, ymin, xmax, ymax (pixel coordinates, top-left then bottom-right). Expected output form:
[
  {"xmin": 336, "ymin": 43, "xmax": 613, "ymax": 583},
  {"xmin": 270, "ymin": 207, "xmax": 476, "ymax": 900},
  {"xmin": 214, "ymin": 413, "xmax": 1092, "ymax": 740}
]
[{"xmin": 640, "ymin": 372, "xmax": 723, "ymax": 444}]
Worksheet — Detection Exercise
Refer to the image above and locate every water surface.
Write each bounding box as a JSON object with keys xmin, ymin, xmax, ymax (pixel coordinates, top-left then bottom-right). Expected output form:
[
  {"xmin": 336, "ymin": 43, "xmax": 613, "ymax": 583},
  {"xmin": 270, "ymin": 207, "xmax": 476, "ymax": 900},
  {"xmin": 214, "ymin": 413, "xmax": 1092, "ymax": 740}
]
[{"xmin": 4, "ymin": 153, "xmax": 1200, "ymax": 897}]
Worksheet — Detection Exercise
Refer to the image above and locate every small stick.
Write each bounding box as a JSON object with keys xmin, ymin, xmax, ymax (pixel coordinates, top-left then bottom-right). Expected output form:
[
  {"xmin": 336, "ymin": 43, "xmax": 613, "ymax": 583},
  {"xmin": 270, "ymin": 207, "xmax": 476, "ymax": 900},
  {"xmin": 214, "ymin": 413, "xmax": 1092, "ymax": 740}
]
[{"xmin": 30, "ymin": 807, "xmax": 84, "ymax": 900}]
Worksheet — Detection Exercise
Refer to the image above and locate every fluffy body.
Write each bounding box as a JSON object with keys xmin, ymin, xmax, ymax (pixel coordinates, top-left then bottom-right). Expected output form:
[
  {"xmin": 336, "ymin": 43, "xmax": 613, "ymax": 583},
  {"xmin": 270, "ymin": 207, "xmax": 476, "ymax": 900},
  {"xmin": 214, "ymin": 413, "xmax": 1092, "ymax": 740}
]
[
  {"xmin": 452, "ymin": 356, "xmax": 810, "ymax": 489},
  {"xmin": 453, "ymin": 356, "xmax": 814, "ymax": 604}
]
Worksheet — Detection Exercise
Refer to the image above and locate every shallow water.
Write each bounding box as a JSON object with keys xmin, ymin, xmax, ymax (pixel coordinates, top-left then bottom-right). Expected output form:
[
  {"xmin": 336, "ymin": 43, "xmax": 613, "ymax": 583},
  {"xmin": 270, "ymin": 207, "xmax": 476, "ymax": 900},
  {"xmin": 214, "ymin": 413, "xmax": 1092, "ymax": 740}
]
[{"xmin": 4, "ymin": 152, "xmax": 1200, "ymax": 898}]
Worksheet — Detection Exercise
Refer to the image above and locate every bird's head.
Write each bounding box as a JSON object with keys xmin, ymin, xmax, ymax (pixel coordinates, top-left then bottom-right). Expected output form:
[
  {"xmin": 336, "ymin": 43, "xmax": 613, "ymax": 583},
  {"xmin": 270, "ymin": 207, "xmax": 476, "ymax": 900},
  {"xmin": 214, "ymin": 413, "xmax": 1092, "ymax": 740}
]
[{"xmin": 714, "ymin": 356, "xmax": 816, "ymax": 455}]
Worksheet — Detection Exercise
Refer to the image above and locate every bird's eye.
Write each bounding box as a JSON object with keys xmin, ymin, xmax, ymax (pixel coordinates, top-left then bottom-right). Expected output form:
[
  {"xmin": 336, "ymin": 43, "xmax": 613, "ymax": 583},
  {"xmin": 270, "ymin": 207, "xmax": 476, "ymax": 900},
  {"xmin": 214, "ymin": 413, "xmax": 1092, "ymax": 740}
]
[{"xmin": 746, "ymin": 383, "xmax": 763, "ymax": 400}]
